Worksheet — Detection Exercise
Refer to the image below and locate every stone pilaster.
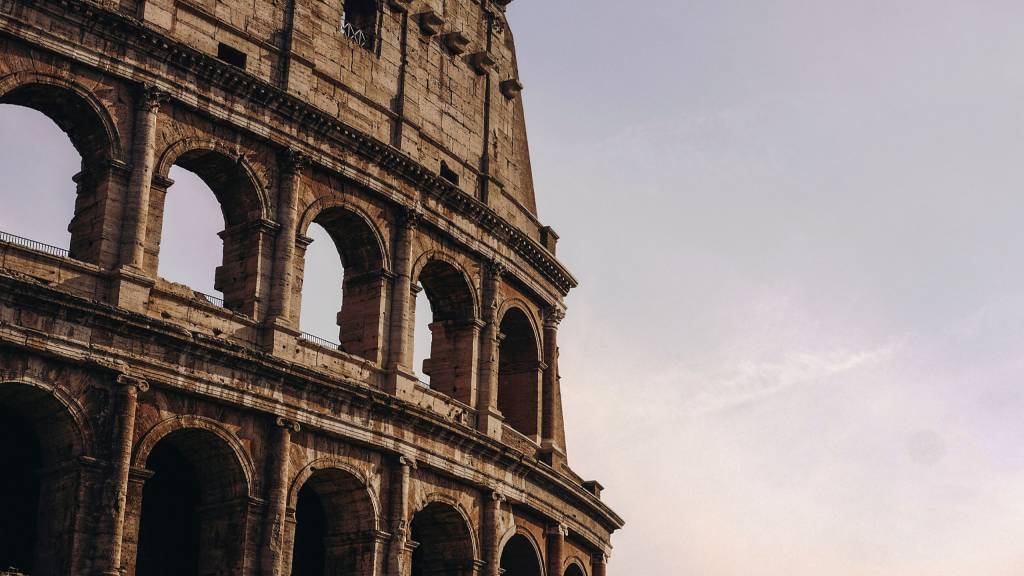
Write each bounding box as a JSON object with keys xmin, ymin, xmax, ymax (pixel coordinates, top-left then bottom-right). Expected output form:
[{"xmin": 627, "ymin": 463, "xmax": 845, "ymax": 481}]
[
  {"xmin": 122, "ymin": 84, "xmax": 167, "ymax": 271},
  {"xmin": 262, "ymin": 417, "xmax": 301, "ymax": 576},
  {"xmin": 386, "ymin": 455, "xmax": 415, "ymax": 576},
  {"xmin": 476, "ymin": 260, "xmax": 505, "ymax": 438},
  {"xmin": 546, "ymin": 523, "xmax": 567, "ymax": 576},
  {"xmin": 591, "ymin": 552, "xmax": 608, "ymax": 576},
  {"xmin": 267, "ymin": 149, "xmax": 308, "ymax": 328},
  {"xmin": 385, "ymin": 208, "xmax": 420, "ymax": 393},
  {"xmin": 481, "ymin": 490, "xmax": 505, "ymax": 576},
  {"xmin": 541, "ymin": 307, "xmax": 567, "ymax": 466},
  {"xmin": 95, "ymin": 374, "xmax": 148, "ymax": 576}
]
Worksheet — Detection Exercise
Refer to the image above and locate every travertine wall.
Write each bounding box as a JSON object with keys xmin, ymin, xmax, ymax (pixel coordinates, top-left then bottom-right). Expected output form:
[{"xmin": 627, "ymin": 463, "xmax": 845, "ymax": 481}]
[{"xmin": 0, "ymin": 0, "xmax": 621, "ymax": 575}]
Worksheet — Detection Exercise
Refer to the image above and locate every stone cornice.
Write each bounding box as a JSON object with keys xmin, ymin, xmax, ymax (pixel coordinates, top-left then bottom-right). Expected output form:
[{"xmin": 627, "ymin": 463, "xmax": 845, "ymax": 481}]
[{"xmin": 14, "ymin": 0, "xmax": 578, "ymax": 296}]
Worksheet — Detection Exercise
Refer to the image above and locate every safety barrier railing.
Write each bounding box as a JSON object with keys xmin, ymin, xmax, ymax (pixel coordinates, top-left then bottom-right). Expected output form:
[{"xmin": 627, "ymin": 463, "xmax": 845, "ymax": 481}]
[
  {"xmin": 0, "ymin": 229, "xmax": 70, "ymax": 258},
  {"xmin": 300, "ymin": 331, "xmax": 341, "ymax": 350}
]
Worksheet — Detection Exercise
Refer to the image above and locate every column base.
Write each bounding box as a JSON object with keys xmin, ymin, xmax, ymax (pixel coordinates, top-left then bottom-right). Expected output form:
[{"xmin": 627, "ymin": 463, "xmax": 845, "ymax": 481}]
[
  {"xmin": 108, "ymin": 266, "xmax": 154, "ymax": 313},
  {"xmin": 258, "ymin": 316, "xmax": 301, "ymax": 354},
  {"xmin": 384, "ymin": 367, "xmax": 419, "ymax": 398},
  {"xmin": 476, "ymin": 407, "xmax": 504, "ymax": 440}
]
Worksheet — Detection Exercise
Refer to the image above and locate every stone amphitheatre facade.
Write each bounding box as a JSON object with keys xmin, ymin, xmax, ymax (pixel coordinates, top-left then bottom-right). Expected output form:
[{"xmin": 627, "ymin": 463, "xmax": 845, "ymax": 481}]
[{"xmin": 0, "ymin": 0, "xmax": 622, "ymax": 575}]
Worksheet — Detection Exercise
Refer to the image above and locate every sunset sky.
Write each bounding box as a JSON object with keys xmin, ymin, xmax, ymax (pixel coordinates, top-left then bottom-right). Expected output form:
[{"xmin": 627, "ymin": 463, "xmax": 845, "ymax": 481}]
[{"xmin": 3, "ymin": 1, "xmax": 1024, "ymax": 574}]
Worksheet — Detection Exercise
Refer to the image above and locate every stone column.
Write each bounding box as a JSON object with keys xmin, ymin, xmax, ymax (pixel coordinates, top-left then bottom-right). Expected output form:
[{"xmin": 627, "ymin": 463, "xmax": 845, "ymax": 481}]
[
  {"xmin": 385, "ymin": 208, "xmax": 420, "ymax": 391},
  {"xmin": 591, "ymin": 552, "xmax": 608, "ymax": 576},
  {"xmin": 96, "ymin": 374, "xmax": 148, "ymax": 576},
  {"xmin": 476, "ymin": 261, "xmax": 505, "ymax": 438},
  {"xmin": 386, "ymin": 456, "xmax": 415, "ymax": 576},
  {"xmin": 262, "ymin": 417, "xmax": 301, "ymax": 576},
  {"xmin": 481, "ymin": 490, "xmax": 505, "ymax": 576},
  {"xmin": 122, "ymin": 84, "xmax": 168, "ymax": 270},
  {"xmin": 541, "ymin": 307, "xmax": 567, "ymax": 465},
  {"xmin": 546, "ymin": 524, "xmax": 567, "ymax": 576},
  {"xmin": 267, "ymin": 149, "xmax": 308, "ymax": 328}
]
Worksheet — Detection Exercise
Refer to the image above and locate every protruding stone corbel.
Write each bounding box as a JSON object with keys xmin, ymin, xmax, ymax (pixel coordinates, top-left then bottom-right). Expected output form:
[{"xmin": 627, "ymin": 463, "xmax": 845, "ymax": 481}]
[
  {"xmin": 470, "ymin": 51, "xmax": 496, "ymax": 75},
  {"xmin": 388, "ymin": 0, "xmax": 412, "ymax": 12},
  {"xmin": 499, "ymin": 78, "xmax": 523, "ymax": 100},
  {"xmin": 416, "ymin": 10, "xmax": 445, "ymax": 36},
  {"xmin": 443, "ymin": 31, "xmax": 471, "ymax": 55}
]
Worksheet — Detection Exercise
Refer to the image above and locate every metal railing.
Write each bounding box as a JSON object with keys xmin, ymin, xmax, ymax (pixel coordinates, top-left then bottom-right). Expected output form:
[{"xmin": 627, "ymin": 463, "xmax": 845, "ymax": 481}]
[
  {"xmin": 342, "ymin": 22, "xmax": 367, "ymax": 48},
  {"xmin": 196, "ymin": 291, "xmax": 225, "ymax": 307},
  {"xmin": 0, "ymin": 230, "xmax": 70, "ymax": 258},
  {"xmin": 300, "ymin": 332, "xmax": 341, "ymax": 350}
]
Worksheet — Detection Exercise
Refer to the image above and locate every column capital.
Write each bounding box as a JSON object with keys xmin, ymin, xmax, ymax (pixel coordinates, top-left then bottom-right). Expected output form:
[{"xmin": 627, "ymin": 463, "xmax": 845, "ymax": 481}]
[
  {"xmin": 485, "ymin": 258, "xmax": 507, "ymax": 280},
  {"xmin": 115, "ymin": 374, "xmax": 149, "ymax": 393},
  {"xmin": 275, "ymin": 416, "xmax": 301, "ymax": 433},
  {"xmin": 137, "ymin": 83, "xmax": 169, "ymax": 111},
  {"xmin": 544, "ymin": 306, "xmax": 566, "ymax": 329},
  {"xmin": 398, "ymin": 205, "xmax": 423, "ymax": 230},
  {"xmin": 486, "ymin": 489, "xmax": 506, "ymax": 504},
  {"xmin": 546, "ymin": 523, "xmax": 568, "ymax": 537},
  {"xmin": 592, "ymin": 552, "xmax": 608, "ymax": 564},
  {"xmin": 397, "ymin": 454, "xmax": 418, "ymax": 469},
  {"xmin": 279, "ymin": 147, "xmax": 310, "ymax": 175}
]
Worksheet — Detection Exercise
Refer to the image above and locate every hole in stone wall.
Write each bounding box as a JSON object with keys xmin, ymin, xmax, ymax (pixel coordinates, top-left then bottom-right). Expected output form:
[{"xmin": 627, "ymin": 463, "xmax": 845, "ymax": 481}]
[
  {"xmin": 439, "ymin": 160, "xmax": 459, "ymax": 185},
  {"xmin": 217, "ymin": 43, "xmax": 248, "ymax": 69},
  {"xmin": 0, "ymin": 104, "xmax": 80, "ymax": 251},
  {"xmin": 299, "ymin": 222, "xmax": 345, "ymax": 345},
  {"xmin": 158, "ymin": 166, "xmax": 226, "ymax": 299},
  {"xmin": 0, "ymin": 406, "xmax": 41, "ymax": 574},
  {"xmin": 342, "ymin": 0, "xmax": 378, "ymax": 50}
]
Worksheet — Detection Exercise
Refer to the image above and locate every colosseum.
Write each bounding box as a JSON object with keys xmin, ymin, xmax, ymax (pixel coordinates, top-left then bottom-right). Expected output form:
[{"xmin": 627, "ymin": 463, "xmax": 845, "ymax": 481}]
[{"xmin": 0, "ymin": 0, "xmax": 622, "ymax": 575}]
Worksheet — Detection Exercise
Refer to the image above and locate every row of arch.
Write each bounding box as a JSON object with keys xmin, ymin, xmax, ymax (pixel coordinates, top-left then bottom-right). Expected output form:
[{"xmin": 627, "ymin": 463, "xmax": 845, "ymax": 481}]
[
  {"xmin": 0, "ymin": 379, "xmax": 589, "ymax": 576},
  {"xmin": 0, "ymin": 72, "xmax": 550, "ymax": 438}
]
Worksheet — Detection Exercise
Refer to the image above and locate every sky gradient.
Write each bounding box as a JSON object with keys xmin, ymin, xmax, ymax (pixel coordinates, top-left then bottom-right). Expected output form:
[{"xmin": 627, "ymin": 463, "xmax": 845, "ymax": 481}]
[{"xmin": 2, "ymin": 2, "xmax": 1024, "ymax": 574}]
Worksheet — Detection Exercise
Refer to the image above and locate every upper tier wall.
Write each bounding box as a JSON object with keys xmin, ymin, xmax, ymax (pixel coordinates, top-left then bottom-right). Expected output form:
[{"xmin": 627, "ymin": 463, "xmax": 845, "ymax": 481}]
[{"xmin": 135, "ymin": 0, "xmax": 542, "ymax": 235}]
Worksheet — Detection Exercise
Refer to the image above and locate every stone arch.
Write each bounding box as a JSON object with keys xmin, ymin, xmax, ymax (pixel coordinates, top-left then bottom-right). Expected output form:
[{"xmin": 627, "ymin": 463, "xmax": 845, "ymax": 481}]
[
  {"xmin": 0, "ymin": 71, "xmax": 125, "ymax": 264},
  {"xmin": 411, "ymin": 251, "xmax": 480, "ymax": 321},
  {"xmin": 496, "ymin": 299, "xmax": 543, "ymax": 359},
  {"xmin": 499, "ymin": 531, "xmax": 545, "ymax": 576},
  {"xmin": 497, "ymin": 304, "xmax": 544, "ymax": 438},
  {"xmin": 132, "ymin": 414, "xmax": 257, "ymax": 498},
  {"xmin": 411, "ymin": 253, "xmax": 481, "ymax": 403},
  {"xmin": 154, "ymin": 137, "xmax": 270, "ymax": 224},
  {"xmin": 0, "ymin": 71, "xmax": 125, "ymax": 163},
  {"xmin": 150, "ymin": 138, "xmax": 273, "ymax": 315},
  {"xmin": 287, "ymin": 459, "xmax": 382, "ymax": 576},
  {"xmin": 563, "ymin": 558, "xmax": 588, "ymax": 576},
  {"xmin": 410, "ymin": 496, "xmax": 479, "ymax": 576},
  {"xmin": 295, "ymin": 199, "xmax": 391, "ymax": 361},
  {"xmin": 0, "ymin": 379, "xmax": 92, "ymax": 575},
  {"xmin": 131, "ymin": 416, "xmax": 254, "ymax": 576}
]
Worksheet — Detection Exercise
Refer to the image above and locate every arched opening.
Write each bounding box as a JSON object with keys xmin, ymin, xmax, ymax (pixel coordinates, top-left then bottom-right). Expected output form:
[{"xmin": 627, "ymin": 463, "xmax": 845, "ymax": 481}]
[
  {"xmin": 564, "ymin": 563, "xmax": 587, "ymax": 576},
  {"xmin": 0, "ymin": 82, "xmax": 116, "ymax": 265},
  {"xmin": 298, "ymin": 207, "xmax": 387, "ymax": 362},
  {"xmin": 0, "ymin": 382, "xmax": 85, "ymax": 575},
  {"xmin": 342, "ymin": 0, "xmax": 378, "ymax": 50},
  {"xmin": 289, "ymin": 468, "xmax": 377, "ymax": 576},
  {"xmin": 413, "ymin": 260, "xmax": 478, "ymax": 404},
  {"xmin": 135, "ymin": 428, "xmax": 248, "ymax": 576},
  {"xmin": 410, "ymin": 502, "xmax": 475, "ymax": 576},
  {"xmin": 499, "ymin": 533, "xmax": 543, "ymax": 576},
  {"xmin": 151, "ymin": 147, "xmax": 267, "ymax": 316},
  {"xmin": 156, "ymin": 166, "xmax": 225, "ymax": 299},
  {"xmin": 497, "ymin": 308, "xmax": 542, "ymax": 438}
]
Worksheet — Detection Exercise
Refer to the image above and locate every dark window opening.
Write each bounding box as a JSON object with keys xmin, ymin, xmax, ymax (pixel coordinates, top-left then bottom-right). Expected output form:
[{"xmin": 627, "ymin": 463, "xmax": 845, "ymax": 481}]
[
  {"xmin": 291, "ymin": 485, "xmax": 328, "ymax": 576},
  {"xmin": 0, "ymin": 407, "xmax": 41, "ymax": 574},
  {"xmin": 136, "ymin": 442, "xmax": 202, "ymax": 576},
  {"xmin": 342, "ymin": 0, "xmax": 378, "ymax": 50},
  {"xmin": 440, "ymin": 161, "xmax": 459, "ymax": 185},
  {"xmin": 217, "ymin": 43, "xmax": 248, "ymax": 69}
]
